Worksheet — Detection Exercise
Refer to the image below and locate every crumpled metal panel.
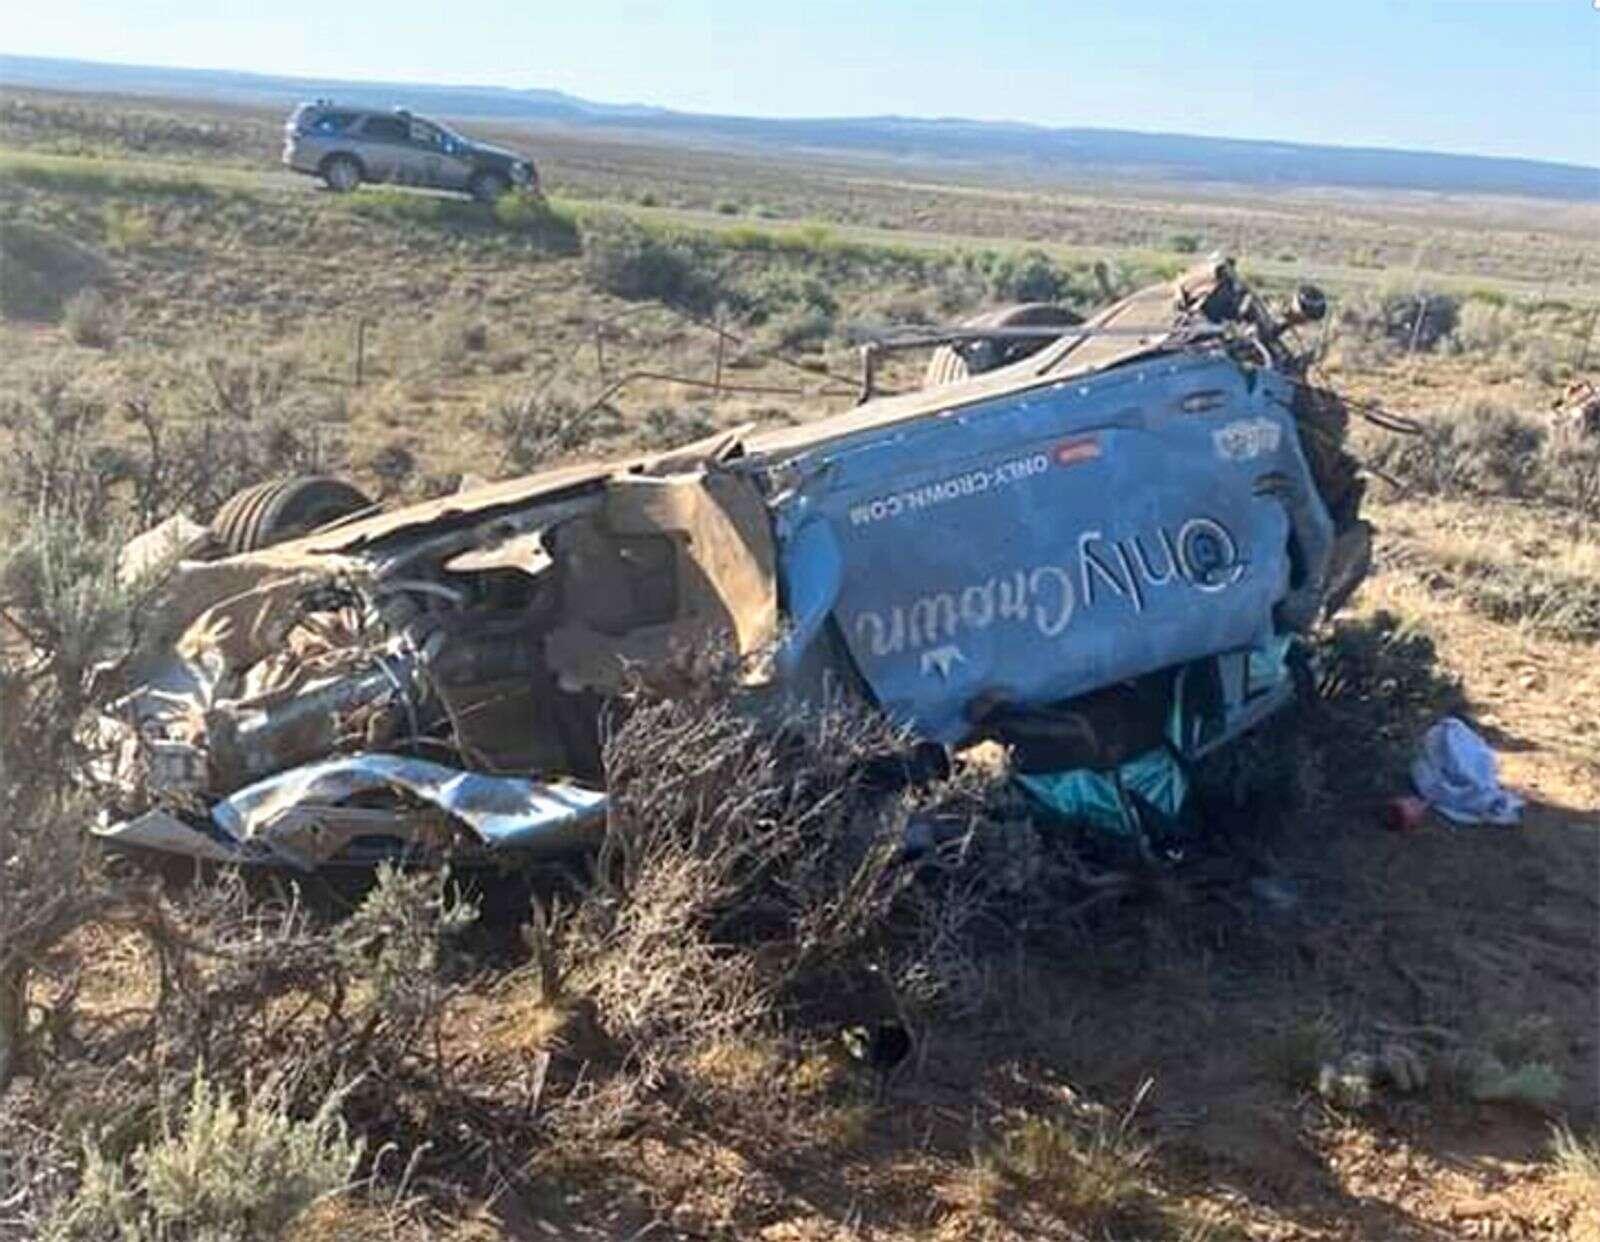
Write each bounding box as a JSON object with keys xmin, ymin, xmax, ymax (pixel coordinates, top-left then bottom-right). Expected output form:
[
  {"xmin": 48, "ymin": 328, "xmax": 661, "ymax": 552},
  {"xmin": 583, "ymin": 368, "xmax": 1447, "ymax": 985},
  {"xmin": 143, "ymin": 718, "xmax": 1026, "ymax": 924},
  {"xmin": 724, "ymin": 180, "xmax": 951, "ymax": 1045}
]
[
  {"xmin": 95, "ymin": 758, "xmax": 607, "ymax": 869},
  {"xmin": 775, "ymin": 353, "xmax": 1331, "ymax": 743},
  {"xmin": 210, "ymin": 754, "xmax": 607, "ymax": 863},
  {"xmin": 94, "ymin": 807, "xmax": 245, "ymax": 863}
]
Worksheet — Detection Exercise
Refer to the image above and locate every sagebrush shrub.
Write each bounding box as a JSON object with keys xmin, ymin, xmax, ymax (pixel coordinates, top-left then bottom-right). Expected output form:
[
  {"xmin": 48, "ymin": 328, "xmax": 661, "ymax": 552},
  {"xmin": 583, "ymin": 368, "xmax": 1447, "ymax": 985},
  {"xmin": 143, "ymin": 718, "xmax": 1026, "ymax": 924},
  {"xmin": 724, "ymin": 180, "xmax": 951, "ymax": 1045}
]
[
  {"xmin": 426, "ymin": 304, "xmax": 489, "ymax": 371},
  {"xmin": 62, "ymin": 288, "xmax": 114, "ymax": 348},
  {"xmin": 1366, "ymin": 399, "xmax": 1599, "ymax": 518},
  {"xmin": 44, "ymin": 1073, "xmax": 363, "ymax": 1242},
  {"xmin": 1452, "ymin": 298, "xmax": 1515, "ymax": 354},
  {"xmin": 103, "ymin": 203, "xmax": 157, "ymax": 253},
  {"xmin": 553, "ymin": 691, "xmax": 914, "ymax": 1050},
  {"xmin": 0, "ymin": 502, "xmax": 138, "ymax": 1093},
  {"xmin": 0, "ymin": 220, "xmax": 108, "ymax": 321},
  {"xmin": 985, "ymin": 248, "xmax": 1068, "ymax": 303},
  {"xmin": 487, "ymin": 381, "xmax": 619, "ymax": 471},
  {"xmin": 489, "ymin": 194, "xmax": 581, "ymax": 252},
  {"xmin": 546, "ymin": 679, "xmax": 1039, "ymax": 1067},
  {"xmin": 1338, "ymin": 284, "xmax": 1460, "ymax": 352},
  {"xmin": 581, "ymin": 214, "xmax": 715, "ymax": 311},
  {"xmin": 4, "ymin": 361, "xmax": 342, "ymax": 528},
  {"xmin": 335, "ymin": 864, "xmax": 477, "ymax": 1036}
]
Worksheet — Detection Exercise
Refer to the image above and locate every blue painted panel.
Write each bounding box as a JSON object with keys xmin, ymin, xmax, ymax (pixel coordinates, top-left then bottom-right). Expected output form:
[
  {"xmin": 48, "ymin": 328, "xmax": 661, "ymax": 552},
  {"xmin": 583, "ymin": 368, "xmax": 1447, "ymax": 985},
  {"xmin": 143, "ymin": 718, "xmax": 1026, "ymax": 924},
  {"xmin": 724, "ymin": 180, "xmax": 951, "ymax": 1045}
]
[{"xmin": 774, "ymin": 354, "xmax": 1325, "ymax": 742}]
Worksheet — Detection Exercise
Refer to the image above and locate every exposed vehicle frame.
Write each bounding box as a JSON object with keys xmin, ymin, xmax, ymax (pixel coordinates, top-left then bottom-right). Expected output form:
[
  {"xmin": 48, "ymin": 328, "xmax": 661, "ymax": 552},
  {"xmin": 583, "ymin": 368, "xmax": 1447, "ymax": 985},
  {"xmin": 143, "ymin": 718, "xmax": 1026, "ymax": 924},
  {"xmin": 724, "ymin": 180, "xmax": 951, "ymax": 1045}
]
[{"xmin": 96, "ymin": 258, "xmax": 1371, "ymax": 871}]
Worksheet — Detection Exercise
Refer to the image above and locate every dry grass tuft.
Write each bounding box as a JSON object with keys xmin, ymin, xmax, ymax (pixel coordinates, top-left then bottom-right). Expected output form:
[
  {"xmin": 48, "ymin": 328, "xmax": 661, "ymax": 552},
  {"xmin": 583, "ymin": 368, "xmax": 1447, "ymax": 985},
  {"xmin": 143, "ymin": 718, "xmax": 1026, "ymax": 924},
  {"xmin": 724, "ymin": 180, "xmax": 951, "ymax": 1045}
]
[
  {"xmin": 969, "ymin": 1084, "xmax": 1166, "ymax": 1236},
  {"xmin": 1260, "ymin": 1014, "xmax": 1343, "ymax": 1091},
  {"xmin": 1552, "ymin": 1127, "xmax": 1600, "ymax": 1209}
]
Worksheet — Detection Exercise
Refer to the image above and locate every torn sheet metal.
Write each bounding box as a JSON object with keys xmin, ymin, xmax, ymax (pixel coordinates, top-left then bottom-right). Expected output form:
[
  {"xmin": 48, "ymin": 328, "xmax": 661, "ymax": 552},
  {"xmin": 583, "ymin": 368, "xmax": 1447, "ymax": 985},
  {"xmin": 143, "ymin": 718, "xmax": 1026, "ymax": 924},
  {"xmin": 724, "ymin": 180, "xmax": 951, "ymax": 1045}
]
[
  {"xmin": 94, "ymin": 807, "xmax": 246, "ymax": 863},
  {"xmin": 444, "ymin": 529, "xmax": 554, "ymax": 578},
  {"xmin": 118, "ymin": 512, "xmax": 212, "ymax": 585},
  {"xmin": 211, "ymin": 754, "xmax": 608, "ymax": 868},
  {"xmin": 545, "ymin": 468, "xmax": 779, "ymax": 694}
]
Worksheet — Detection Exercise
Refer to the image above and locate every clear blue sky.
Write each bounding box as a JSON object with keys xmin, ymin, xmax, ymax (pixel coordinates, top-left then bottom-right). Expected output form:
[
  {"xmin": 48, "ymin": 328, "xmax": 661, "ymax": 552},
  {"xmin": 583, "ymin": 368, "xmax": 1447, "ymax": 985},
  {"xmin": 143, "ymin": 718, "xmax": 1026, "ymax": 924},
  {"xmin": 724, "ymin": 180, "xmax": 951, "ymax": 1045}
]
[{"xmin": 6, "ymin": 1, "xmax": 1598, "ymax": 165}]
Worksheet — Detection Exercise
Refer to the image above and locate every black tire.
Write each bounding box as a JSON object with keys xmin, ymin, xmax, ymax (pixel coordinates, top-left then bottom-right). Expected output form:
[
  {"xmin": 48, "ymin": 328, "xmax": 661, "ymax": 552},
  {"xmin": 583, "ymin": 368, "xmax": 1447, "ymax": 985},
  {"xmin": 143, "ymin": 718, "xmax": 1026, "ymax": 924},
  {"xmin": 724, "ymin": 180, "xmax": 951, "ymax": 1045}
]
[
  {"xmin": 470, "ymin": 170, "xmax": 509, "ymax": 204},
  {"xmin": 211, "ymin": 480, "xmax": 281, "ymax": 555},
  {"xmin": 211, "ymin": 477, "xmax": 373, "ymax": 556},
  {"xmin": 923, "ymin": 302, "xmax": 1082, "ymax": 388},
  {"xmin": 320, "ymin": 154, "xmax": 362, "ymax": 193}
]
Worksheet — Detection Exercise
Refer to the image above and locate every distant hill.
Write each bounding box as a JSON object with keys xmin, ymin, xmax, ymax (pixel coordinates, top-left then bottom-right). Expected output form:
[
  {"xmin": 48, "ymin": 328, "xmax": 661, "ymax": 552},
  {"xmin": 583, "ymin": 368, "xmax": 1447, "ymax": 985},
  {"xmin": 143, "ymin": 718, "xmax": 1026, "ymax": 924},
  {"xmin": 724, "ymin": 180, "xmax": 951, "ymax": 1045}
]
[{"xmin": 5, "ymin": 53, "xmax": 1598, "ymax": 201}]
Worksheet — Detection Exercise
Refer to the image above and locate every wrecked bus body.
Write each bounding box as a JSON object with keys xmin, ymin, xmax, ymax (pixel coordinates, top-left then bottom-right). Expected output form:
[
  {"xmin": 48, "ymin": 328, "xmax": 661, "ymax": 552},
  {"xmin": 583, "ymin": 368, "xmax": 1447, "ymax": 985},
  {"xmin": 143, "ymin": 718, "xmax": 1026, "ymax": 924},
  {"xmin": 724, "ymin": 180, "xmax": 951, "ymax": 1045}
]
[{"xmin": 95, "ymin": 257, "xmax": 1371, "ymax": 870}]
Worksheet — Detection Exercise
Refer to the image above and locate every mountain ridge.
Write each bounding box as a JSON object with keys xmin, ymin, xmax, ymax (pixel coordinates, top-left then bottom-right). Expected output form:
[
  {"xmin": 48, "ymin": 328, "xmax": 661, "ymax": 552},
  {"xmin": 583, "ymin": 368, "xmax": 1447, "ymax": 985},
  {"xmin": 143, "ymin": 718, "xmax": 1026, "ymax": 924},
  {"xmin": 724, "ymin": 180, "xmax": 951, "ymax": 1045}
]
[{"xmin": 4, "ymin": 52, "xmax": 1597, "ymax": 201}]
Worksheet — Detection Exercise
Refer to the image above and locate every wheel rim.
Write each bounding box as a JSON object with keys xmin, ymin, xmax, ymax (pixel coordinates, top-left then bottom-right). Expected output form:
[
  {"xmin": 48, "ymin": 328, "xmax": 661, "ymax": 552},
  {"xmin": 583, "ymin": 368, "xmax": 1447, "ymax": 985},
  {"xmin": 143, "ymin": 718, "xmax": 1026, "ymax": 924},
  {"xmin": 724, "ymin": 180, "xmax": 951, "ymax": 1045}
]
[{"xmin": 329, "ymin": 161, "xmax": 356, "ymax": 191}]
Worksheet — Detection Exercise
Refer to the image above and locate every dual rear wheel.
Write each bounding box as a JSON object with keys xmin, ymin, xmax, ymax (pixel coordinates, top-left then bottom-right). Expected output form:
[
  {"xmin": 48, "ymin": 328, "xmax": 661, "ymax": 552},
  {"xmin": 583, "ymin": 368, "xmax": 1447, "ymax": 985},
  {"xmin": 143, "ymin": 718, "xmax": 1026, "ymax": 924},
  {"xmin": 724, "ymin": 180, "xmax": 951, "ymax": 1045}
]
[{"xmin": 210, "ymin": 476, "xmax": 373, "ymax": 556}]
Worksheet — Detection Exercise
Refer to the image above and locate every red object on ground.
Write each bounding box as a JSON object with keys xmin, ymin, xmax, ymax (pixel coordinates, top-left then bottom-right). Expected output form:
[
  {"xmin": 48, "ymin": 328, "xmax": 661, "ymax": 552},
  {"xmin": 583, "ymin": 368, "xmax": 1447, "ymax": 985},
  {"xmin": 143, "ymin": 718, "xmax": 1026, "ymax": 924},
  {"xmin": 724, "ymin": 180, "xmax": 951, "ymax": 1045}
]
[{"xmin": 1383, "ymin": 796, "xmax": 1429, "ymax": 832}]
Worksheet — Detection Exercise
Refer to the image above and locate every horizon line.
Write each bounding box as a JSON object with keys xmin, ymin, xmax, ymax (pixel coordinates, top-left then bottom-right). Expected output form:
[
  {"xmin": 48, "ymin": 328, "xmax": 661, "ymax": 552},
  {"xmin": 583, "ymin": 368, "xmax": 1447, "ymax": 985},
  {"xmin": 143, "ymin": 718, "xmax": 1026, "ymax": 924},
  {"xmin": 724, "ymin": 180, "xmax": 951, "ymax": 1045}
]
[{"xmin": 3, "ymin": 49, "xmax": 1599, "ymax": 175}]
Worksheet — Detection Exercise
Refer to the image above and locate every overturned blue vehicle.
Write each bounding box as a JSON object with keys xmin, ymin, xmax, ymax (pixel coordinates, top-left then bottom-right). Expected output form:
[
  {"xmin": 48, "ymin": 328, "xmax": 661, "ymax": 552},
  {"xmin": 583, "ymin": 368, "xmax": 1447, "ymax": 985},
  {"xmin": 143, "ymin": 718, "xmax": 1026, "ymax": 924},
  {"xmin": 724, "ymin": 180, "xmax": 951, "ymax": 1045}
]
[{"xmin": 97, "ymin": 257, "xmax": 1370, "ymax": 869}]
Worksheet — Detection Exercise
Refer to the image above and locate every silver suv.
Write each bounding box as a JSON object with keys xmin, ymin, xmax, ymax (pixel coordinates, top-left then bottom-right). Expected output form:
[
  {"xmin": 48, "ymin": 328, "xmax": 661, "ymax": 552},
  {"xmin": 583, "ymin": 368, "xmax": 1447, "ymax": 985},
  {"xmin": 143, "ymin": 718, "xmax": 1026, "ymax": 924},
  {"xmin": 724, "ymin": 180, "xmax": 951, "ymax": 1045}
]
[{"xmin": 282, "ymin": 101, "xmax": 539, "ymax": 201}]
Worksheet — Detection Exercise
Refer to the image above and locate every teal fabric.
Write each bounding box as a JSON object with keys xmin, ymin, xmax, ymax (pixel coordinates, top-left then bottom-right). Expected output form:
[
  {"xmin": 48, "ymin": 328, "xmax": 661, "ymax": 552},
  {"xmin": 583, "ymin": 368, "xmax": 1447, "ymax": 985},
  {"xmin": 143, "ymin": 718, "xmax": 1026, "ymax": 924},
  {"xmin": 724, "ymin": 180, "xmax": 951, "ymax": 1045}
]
[
  {"xmin": 1016, "ymin": 768, "xmax": 1135, "ymax": 837},
  {"xmin": 1016, "ymin": 746, "xmax": 1189, "ymax": 841},
  {"xmin": 1247, "ymin": 633, "xmax": 1292, "ymax": 696},
  {"xmin": 1015, "ymin": 639, "xmax": 1295, "ymax": 850}
]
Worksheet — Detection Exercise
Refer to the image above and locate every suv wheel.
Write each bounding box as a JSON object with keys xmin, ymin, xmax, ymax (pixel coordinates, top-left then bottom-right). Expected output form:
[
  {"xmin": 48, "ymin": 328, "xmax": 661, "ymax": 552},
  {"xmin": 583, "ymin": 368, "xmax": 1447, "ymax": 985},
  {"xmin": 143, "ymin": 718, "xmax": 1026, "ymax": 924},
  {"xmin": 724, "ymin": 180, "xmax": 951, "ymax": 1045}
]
[
  {"xmin": 321, "ymin": 155, "xmax": 362, "ymax": 193},
  {"xmin": 470, "ymin": 170, "xmax": 509, "ymax": 203}
]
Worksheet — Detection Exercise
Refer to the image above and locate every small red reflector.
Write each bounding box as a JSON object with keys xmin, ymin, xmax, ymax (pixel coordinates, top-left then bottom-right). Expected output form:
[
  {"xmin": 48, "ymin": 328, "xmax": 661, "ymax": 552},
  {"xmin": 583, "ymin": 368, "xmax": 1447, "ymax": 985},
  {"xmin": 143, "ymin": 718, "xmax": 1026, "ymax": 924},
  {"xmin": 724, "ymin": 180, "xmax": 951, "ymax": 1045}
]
[{"xmin": 1054, "ymin": 437, "xmax": 1102, "ymax": 467}]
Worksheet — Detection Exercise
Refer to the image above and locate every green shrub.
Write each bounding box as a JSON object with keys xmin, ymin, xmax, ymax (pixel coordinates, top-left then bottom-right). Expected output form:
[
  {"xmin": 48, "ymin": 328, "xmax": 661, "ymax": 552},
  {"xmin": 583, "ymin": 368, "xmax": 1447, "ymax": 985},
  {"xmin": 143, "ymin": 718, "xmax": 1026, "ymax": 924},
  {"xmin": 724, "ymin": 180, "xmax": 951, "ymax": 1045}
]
[
  {"xmin": 1167, "ymin": 232, "xmax": 1203, "ymax": 254},
  {"xmin": 1368, "ymin": 400, "xmax": 1541, "ymax": 497},
  {"xmin": 1339, "ymin": 285, "xmax": 1460, "ymax": 351},
  {"xmin": 490, "ymin": 193, "xmax": 580, "ymax": 251},
  {"xmin": 103, "ymin": 202, "xmax": 156, "ymax": 252},
  {"xmin": 741, "ymin": 268, "xmax": 839, "ymax": 324},
  {"xmin": 44, "ymin": 1073, "xmax": 363, "ymax": 1242},
  {"xmin": 63, "ymin": 288, "xmax": 115, "ymax": 348},
  {"xmin": 975, "ymin": 1088, "xmax": 1162, "ymax": 1234},
  {"xmin": 0, "ymin": 220, "xmax": 108, "ymax": 321},
  {"xmin": 641, "ymin": 403, "xmax": 717, "ymax": 449},
  {"xmin": 580, "ymin": 214, "xmax": 715, "ymax": 311},
  {"xmin": 768, "ymin": 305, "xmax": 834, "ymax": 351},
  {"xmin": 985, "ymin": 248, "xmax": 1068, "ymax": 303},
  {"xmin": 1452, "ymin": 298, "xmax": 1515, "ymax": 353},
  {"xmin": 335, "ymin": 864, "xmax": 477, "ymax": 1033},
  {"xmin": 346, "ymin": 189, "xmax": 578, "ymax": 253},
  {"xmin": 0, "ymin": 154, "xmax": 224, "ymax": 206},
  {"xmin": 1365, "ymin": 398, "xmax": 1600, "ymax": 519}
]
